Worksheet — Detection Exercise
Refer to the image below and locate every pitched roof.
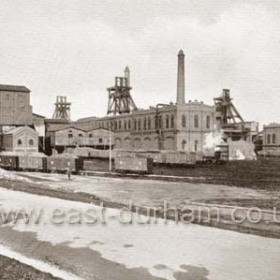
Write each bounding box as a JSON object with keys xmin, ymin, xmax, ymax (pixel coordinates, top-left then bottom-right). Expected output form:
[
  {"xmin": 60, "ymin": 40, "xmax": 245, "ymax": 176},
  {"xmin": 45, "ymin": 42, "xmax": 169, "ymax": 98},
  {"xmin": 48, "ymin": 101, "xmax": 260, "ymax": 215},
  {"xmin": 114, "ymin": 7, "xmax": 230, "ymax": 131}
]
[
  {"xmin": 33, "ymin": 113, "xmax": 46, "ymax": 119},
  {"xmin": 0, "ymin": 84, "xmax": 30, "ymax": 92},
  {"xmin": 48, "ymin": 125, "xmax": 87, "ymax": 132},
  {"xmin": 4, "ymin": 126, "xmax": 38, "ymax": 135}
]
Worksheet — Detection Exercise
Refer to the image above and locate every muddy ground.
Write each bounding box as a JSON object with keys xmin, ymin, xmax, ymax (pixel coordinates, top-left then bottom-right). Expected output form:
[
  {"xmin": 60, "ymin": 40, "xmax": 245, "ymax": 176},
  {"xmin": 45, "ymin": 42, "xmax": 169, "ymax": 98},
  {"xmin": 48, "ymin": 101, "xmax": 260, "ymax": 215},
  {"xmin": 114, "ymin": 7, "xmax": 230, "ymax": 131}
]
[
  {"xmin": 0, "ymin": 255, "xmax": 59, "ymax": 280},
  {"xmin": 77, "ymin": 157, "xmax": 280, "ymax": 190}
]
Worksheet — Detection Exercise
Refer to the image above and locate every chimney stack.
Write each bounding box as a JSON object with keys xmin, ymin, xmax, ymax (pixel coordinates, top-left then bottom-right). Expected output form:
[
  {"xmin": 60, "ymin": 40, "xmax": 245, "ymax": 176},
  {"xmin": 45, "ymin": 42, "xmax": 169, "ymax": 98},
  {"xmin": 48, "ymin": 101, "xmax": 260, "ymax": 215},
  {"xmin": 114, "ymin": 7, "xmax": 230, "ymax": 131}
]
[
  {"xmin": 177, "ymin": 50, "xmax": 185, "ymax": 104},
  {"xmin": 124, "ymin": 66, "xmax": 130, "ymax": 87}
]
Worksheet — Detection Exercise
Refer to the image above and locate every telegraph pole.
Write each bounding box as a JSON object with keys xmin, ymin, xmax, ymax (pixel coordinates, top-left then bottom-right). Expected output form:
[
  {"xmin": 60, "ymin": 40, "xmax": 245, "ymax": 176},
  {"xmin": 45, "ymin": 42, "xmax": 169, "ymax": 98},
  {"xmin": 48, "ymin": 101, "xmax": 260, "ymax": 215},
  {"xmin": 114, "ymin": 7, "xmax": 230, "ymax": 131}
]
[{"xmin": 109, "ymin": 124, "xmax": 112, "ymax": 172}]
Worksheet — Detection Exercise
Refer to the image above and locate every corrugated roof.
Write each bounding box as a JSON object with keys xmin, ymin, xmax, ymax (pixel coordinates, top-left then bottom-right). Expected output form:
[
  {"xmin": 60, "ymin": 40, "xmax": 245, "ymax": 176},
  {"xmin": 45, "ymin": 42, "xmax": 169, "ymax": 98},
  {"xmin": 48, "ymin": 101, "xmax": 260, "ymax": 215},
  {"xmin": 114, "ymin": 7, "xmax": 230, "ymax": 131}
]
[{"xmin": 0, "ymin": 84, "xmax": 30, "ymax": 92}]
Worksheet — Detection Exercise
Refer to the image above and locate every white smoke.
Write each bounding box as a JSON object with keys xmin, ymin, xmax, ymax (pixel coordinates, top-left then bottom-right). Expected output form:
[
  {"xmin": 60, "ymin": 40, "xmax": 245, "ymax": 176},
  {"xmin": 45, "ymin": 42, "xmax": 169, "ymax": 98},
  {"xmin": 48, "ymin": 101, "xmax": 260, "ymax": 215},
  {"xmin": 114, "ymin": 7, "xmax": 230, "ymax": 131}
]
[{"xmin": 203, "ymin": 132, "xmax": 224, "ymax": 151}]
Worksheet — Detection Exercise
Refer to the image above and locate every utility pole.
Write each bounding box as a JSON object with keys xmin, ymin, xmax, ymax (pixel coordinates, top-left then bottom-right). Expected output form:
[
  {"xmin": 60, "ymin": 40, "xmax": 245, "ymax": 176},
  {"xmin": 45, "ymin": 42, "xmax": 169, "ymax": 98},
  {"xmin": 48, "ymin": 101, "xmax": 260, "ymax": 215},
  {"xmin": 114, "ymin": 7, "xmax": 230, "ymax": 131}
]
[{"xmin": 109, "ymin": 124, "xmax": 112, "ymax": 172}]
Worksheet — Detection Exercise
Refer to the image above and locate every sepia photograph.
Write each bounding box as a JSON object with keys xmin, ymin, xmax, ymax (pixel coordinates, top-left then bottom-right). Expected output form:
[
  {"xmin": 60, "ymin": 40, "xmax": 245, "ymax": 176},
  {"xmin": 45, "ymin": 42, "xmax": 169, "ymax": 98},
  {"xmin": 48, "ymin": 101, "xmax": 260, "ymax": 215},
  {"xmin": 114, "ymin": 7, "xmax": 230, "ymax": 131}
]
[{"xmin": 0, "ymin": 0, "xmax": 280, "ymax": 279}]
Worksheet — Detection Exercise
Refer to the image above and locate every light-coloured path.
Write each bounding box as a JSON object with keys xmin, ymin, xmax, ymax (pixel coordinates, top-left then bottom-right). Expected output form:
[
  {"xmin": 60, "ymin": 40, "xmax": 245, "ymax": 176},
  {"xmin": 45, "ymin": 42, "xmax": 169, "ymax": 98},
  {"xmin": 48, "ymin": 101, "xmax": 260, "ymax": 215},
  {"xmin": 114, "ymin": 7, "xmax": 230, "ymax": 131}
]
[{"xmin": 0, "ymin": 187, "xmax": 280, "ymax": 280}]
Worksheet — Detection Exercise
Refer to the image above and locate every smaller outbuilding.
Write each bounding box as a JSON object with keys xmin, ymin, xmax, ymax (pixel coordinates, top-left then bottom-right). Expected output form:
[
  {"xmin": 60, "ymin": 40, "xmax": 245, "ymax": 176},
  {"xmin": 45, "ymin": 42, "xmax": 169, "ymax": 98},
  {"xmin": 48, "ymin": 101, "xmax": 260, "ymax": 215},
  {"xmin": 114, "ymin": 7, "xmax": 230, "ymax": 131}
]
[
  {"xmin": 262, "ymin": 123, "xmax": 280, "ymax": 156},
  {"xmin": 2, "ymin": 126, "xmax": 39, "ymax": 153}
]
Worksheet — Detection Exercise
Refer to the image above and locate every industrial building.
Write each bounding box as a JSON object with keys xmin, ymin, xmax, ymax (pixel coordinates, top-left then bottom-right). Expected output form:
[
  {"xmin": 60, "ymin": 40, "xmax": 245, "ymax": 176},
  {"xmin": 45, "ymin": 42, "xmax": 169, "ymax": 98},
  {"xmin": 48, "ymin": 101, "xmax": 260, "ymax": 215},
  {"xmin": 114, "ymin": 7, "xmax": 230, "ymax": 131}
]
[
  {"xmin": 261, "ymin": 123, "xmax": 280, "ymax": 156},
  {"xmin": 0, "ymin": 84, "xmax": 40, "ymax": 153},
  {"xmin": 45, "ymin": 50, "xmax": 257, "ymax": 156},
  {"xmin": 0, "ymin": 84, "xmax": 33, "ymax": 126},
  {"xmin": 0, "ymin": 50, "xmax": 258, "ymax": 158},
  {"xmin": 46, "ymin": 50, "xmax": 218, "ymax": 153},
  {"xmin": 2, "ymin": 126, "xmax": 39, "ymax": 153}
]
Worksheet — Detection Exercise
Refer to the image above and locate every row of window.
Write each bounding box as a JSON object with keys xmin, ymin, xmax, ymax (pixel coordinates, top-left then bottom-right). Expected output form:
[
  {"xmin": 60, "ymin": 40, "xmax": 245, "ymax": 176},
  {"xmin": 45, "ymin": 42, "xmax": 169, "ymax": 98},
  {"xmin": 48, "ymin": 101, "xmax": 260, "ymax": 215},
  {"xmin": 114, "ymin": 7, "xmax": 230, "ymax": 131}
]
[
  {"xmin": 181, "ymin": 115, "xmax": 211, "ymax": 129},
  {"xmin": 267, "ymin": 134, "xmax": 277, "ymax": 144},
  {"xmin": 68, "ymin": 134, "xmax": 104, "ymax": 143},
  {"xmin": 181, "ymin": 140, "xmax": 199, "ymax": 151},
  {"xmin": 93, "ymin": 114, "xmax": 211, "ymax": 131},
  {"xmin": 96, "ymin": 115, "xmax": 176, "ymax": 131},
  {"xmin": 17, "ymin": 139, "xmax": 34, "ymax": 146},
  {"xmin": 68, "ymin": 133, "xmax": 96, "ymax": 138}
]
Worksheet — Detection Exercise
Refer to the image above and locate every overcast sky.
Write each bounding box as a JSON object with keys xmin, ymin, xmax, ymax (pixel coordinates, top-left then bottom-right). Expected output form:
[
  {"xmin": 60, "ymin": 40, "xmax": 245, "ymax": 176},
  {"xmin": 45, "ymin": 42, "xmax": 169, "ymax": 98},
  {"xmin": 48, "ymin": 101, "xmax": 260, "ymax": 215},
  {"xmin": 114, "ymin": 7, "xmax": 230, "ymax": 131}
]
[{"xmin": 0, "ymin": 0, "xmax": 280, "ymax": 127}]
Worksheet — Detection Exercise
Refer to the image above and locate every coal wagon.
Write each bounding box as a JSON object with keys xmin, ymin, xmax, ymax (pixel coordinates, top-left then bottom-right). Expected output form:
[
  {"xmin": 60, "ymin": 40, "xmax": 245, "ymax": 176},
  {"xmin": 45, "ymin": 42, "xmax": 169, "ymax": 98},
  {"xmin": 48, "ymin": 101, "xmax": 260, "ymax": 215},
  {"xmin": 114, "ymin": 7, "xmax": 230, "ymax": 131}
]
[{"xmin": 114, "ymin": 157, "xmax": 153, "ymax": 174}]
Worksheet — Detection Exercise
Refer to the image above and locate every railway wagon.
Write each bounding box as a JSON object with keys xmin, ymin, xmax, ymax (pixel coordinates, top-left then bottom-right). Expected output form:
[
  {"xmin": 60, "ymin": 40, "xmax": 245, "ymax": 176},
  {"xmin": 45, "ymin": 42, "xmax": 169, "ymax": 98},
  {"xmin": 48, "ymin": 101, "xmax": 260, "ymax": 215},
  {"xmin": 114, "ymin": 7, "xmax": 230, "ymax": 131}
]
[
  {"xmin": 113, "ymin": 150, "xmax": 164, "ymax": 163},
  {"xmin": 46, "ymin": 157, "xmax": 77, "ymax": 173},
  {"xmin": 89, "ymin": 149, "xmax": 110, "ymax": 159},
  {"xmin": 82, "ymin": 158, "xmax": 113, "ymax": 172},
  {"xmin": 18, "ymin": 155, "xmax": 46, "ymax": 171},
  {"xmin": 114, "ymin": 157, "xmax": 153, "ymax": 174},
  {"xmin": 161, "ymin": 151, "xmax": 196, "ymax": 165},
  {"xmin": 0, "ymin": 155, "xmax": 18, "ymax": 170}
]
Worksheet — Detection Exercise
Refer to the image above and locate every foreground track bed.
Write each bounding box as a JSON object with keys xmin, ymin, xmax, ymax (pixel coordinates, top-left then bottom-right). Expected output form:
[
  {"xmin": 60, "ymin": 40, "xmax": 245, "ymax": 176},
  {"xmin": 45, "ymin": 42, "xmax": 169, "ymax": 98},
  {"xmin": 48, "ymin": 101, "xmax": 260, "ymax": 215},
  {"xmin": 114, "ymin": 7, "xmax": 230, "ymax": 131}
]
[{"xmin": 0, "ymin": 254, "xmax": 59, "ymax": 280}]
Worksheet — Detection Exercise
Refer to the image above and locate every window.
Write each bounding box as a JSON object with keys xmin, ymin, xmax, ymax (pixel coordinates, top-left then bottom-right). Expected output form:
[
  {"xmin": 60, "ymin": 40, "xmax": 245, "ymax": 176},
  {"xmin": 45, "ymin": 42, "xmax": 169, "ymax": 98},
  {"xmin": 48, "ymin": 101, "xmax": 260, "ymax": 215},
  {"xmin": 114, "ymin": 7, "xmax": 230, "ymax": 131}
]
[
  {"xmin": 89, "ymin": 134, "xmax": 93, "ymax": 138},
  {"xmin": 158, "ymin": 116, "xmax": 162, "ymax": 129},
  {"xmin": 267, "ymin": 134, "xmax": 271, "ymax": 144},
  {"xmin": 144, "ymin": 118, "xmax": 147, "ymax": 130},
  {"xmin": 99, "ymin": 138, "xmax": 103, "ymax": 144},
  {"xmin": 124, "ymin": 120, "xmax": 127, "ymax": 130},
  {"xmin": 182, "ymin": 140, "xmax": 186, "ymax": 150},
  {"xmin": 148, "ymin": 118, "xmax": 151, "ymax": 130},
  {"xmin": 194, "ymin": 140, "xmax": 198, "ymax": 151},
  {"xmin": 272, "ymin": 134, "xmax": 276, "ymax": 144},
  {"xmin": 78, "ymin": 134, "xmax": 83, "ymax": 137},
  {"xmin": 115, "ymin": 121, "xmax": 118, "ymax": 130},
  {"xmin": 194, "ymin": 115, "xmax": 199, "ymax": 128},
  {"xmin": 166, "ymin": 115, "xmax": 169, "ymax": 129},
  {"xmin": 128, "ymin": 119, "xmax": 131, "ymax": 129},
  {"xmin": 119, "ymin": 120, "xmax": 122, "ymax": 130},
  {"xmin": 134, "ymin": 119, "xmax": 137, "ymax": 130},
  {"xmin": 182, "ymin": 115, "xmax": 186, "ymax": 128},
  {"xmin": 68, "ymin": 134, "xmax": 73, "ymax": 138},
  {"xmin": 171, "ymin": 115, "xmax": 174, "ymax": 128},
  {"xmin": 138, "ymin": 119, "xmax": 141, "ymax": 130},
  {"xmin": 29, "ymin": 139, "xmax": 34, "ymax": 146},
  {"xmin": 17, "ymin": 139, "xmax": 22, "ymax": 146},
  {"xmin": 206, "ymin": 116, "xmax": 210, "ymax": 129}
]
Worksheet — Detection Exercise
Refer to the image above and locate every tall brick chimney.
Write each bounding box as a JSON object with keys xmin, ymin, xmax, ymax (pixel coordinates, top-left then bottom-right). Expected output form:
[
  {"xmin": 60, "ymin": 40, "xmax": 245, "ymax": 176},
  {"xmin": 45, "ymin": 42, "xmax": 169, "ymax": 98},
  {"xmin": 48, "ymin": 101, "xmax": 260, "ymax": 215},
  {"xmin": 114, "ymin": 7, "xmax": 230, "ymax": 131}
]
[{"xmin": 177, "ymin": 50, "xmax": 185, "ymax": 104}]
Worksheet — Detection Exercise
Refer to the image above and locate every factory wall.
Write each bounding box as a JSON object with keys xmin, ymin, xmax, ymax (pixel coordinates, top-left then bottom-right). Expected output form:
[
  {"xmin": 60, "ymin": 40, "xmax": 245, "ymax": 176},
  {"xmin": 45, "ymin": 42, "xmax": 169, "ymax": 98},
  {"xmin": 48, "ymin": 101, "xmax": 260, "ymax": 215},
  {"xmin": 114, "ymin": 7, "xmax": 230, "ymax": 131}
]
[
  {"xmin": 46, "ymin": 101, "xmax": 216, "ymax": 153},
  {"xmin": 0, "ymin": 86, "xmax": 33, "ymax": 125},
  {"xmin": 262, "ymin": 124, "xmax": 280, "ymax": 156},
  {"xmin": 52, "ymin": 127, "xmax": 114, "ymax": 148},
  {"xmin": 176, "ymin": 102, "xmax": 215, "ymax": 151},
  {"xmin": 2, "ymin": 126, "xmax": 39, "ymax": 153}
]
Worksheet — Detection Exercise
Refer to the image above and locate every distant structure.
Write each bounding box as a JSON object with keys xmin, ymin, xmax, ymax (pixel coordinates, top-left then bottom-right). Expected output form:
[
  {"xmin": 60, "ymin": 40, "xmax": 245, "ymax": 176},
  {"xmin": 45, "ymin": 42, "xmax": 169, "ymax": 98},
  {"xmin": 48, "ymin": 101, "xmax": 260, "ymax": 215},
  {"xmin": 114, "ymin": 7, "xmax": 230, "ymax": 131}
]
[
  {"xmin": 214, "ymin": 89, "xmax": 244, "ymax": 126},
  {"xmin": 177, "ymin": 50, "xmax": 185, "ymax": 104},
  {"xmin": 52, "ymin": 96, "xmax": 71, "ymax": 120},
  {"xmin": 2, "ymin": 126, "xmax": 39, "ymax": 153},
  {"xmin": 262, "ymin": 123, "xmax": 280, "ymax": 156},
  {"xmin": 45, "ymin": 50, "xmax": 258, "ymax": 153},
  {"xmin": 0, "ymin": 84, "xmax": 33, "ymax": 125},
  {"xmin": 213, "ymin": 89, "xmax": 257, "ymax": 141},
  {"xmin": 107, "ymin": 67, "xmax": 137, "ymax": 115},
  {"xmin": 0, "ymin": 84, "xmax": 41, "ymax": 152},
  {"xmin": 124, "ymin": 66, "xmax": 130, "ymax": 86}
]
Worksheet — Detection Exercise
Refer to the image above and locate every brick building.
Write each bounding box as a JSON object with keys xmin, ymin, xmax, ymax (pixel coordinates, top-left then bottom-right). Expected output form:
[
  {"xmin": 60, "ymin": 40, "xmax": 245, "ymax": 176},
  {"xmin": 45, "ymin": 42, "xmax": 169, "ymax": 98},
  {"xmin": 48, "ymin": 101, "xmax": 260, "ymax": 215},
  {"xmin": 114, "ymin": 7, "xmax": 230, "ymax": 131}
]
[
  {"xmin": 2, "ymin": 126, "xmax": 39, "ymax": 153},
  {"xmin": 262, "ymin": 123, "xmax": 280, "ymax": 156},
  {"xmin": 47, "ymin": 50, "xmax": 216, "ymax": 153},
  {"xmin": 0, "ymin": 84, "xmax": 33, "ymax": 125}
]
